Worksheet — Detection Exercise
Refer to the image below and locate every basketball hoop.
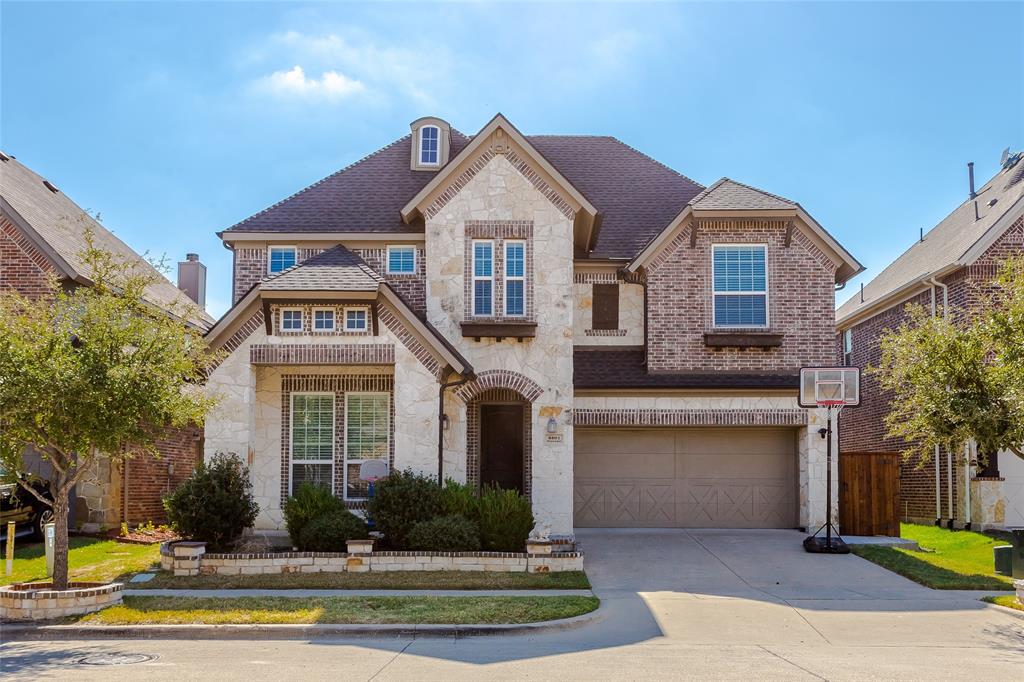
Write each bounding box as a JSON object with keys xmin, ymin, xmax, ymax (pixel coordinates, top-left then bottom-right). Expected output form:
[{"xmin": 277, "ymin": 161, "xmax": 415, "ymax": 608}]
[{"xmin": 798, "ymin": 367, "xmax": 861, "ymax": 555}]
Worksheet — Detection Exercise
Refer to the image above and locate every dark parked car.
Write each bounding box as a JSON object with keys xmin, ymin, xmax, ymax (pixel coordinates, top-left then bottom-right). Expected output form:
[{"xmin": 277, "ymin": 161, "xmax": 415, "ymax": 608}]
[{"xmin": 0, "ymin": 467, "xmax": 54, "ymax": 540}]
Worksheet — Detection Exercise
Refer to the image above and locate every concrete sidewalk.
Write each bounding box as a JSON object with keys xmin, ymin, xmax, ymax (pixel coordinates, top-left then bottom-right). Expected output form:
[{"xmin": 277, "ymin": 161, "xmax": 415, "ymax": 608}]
[{"xmin": 124, "ymin": 588, "xmax": 594, "ymax": 598}]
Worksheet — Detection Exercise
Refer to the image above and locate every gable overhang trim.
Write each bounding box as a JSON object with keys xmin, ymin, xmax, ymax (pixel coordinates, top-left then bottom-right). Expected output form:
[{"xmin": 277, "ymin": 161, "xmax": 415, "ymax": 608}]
[
  {"xmin": 956, "ymin": 193, "xmax": 1024, "ymax": 265},
  {"xmin": 399, "ymin": 114, "xmax": 600, "ymax": 250},
  {"xmin": 835, "ymin": 262, "xmax": 961, "ymax": 330},
  {"xmin": 377, "ymin": 285, "xmax": 471, "ymax": 375},
  {"xmin": 0, "ymin": 197, "xmax": 83, "ymax": 284}
]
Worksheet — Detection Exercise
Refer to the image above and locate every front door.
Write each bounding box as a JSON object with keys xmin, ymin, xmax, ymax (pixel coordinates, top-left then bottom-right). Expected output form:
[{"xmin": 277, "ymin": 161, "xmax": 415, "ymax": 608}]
[{"xmin": 480, "ymin": 404, "xmax": 524, "ymax": 493}]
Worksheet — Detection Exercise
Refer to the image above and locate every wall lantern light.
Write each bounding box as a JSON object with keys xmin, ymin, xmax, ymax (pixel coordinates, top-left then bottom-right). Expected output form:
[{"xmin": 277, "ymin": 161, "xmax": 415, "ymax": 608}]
[{"xmin": 546, "ymin": 417, "xmax": 558, "ymax": 434}]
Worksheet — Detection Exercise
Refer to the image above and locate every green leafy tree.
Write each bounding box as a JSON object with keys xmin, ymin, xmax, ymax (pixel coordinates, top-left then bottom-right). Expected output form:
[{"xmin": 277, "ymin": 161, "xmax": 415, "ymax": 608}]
[
  {"xmin": 872, "ymin": 256, "xmax": 1024, "ymax": 465},
  {"xmin": 0, "ymin": 234, "xmax": 218, "ymax": 589}
]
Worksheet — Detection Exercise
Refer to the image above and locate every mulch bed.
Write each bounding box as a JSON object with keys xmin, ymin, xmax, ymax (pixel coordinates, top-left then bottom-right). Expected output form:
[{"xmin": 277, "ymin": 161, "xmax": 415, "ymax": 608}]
[{"xmin": 108, "ymin": 528, "xmax": 180, "ymax": 545}]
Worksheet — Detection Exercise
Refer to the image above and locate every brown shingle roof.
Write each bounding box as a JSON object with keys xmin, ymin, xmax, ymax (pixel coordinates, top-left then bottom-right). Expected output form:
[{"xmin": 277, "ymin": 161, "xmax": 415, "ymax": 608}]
[
  {"xmin": 574, "ymin": 348, "xmax": 798, "ymax": 389},
  {"xmin": 260, "ymin": 245, "xmax": 383, "ymax": 292},
  {"xmin": 836, "ymin": 157, "xmax": 1024, "ymax": 325},
  {"xmin": 0, "ymin": 153, "xmax": 214, "ymax": 329},
  {"xmin": 690, "ymin": 178, "xmax": 796, "ymax": 211},
  {"xmin": 221, "ymin": 130, "xmax": 707, "ymax": 260}
]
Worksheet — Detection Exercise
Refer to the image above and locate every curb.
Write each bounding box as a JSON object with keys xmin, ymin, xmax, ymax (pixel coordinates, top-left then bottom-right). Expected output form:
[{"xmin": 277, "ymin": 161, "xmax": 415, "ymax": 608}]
[
  {"xmin": 981, "ymin": 600, "xmax": 1024, "ymax": 622},
  {"xmin": 0, "ymin": 604, "xmax": 604, "ymax": 641}
]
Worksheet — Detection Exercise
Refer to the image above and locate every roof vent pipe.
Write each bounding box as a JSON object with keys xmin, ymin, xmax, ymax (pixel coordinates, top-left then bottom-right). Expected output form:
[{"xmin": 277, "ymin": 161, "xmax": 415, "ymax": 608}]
[
  {"xmin": 967, "ymin": 162, "xmax": 976, "ymax": 200},
  {"xmin": 859, "ymin": 282, "xmax": 864, "ymax": 303}
]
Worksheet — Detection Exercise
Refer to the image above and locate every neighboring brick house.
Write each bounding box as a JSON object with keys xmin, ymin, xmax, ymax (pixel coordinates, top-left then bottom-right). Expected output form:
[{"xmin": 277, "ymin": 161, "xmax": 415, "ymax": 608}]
[
  {"xmin": 0, "ymin": 151, "xmax": 213, "ymax": 530},
  {"xmin": 836, "ymin": 152, "xmax": 1024, "ymax": 530},
  {"xmin": 204, "ymin": 114, "xmax": 862, "ymax": 539}
]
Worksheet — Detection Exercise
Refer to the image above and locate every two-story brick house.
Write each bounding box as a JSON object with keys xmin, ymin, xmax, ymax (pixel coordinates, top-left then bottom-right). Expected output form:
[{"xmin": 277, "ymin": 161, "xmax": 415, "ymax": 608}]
[
  {"xmin": 837, "ymin": 152, "xmax": 1024, "ymax": 530},
  {"xmin": 203, "ymin": 114, "xmax": 861, "ymax": 540}
]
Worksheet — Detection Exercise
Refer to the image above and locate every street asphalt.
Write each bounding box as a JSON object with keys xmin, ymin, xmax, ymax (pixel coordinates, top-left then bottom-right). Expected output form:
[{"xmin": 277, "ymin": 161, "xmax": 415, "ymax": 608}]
[{"xmin": 2, "ymin": 528, "xmax": 1022, "ymax": 680}]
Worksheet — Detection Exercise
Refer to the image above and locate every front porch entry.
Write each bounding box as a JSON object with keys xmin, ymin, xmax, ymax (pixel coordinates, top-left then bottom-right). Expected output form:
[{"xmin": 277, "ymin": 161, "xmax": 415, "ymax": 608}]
[{"xmin": 480, "ymin": 404, "xmax": 525, "ymax": 493}]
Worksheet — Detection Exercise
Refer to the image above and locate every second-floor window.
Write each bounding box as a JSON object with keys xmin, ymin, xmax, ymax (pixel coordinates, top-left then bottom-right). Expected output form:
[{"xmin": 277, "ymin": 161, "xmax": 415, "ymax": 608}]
[
  {"xmin": 504, "ymin": 241, "xmax": 525, "ymax": 316},
  {"xmin": 281, "ymin": 308, "xmax": 303, "ymax": 332},
  {"xmin": 313, "ymin": 309, "xmax": 335, "ymax": 332},
  {"xmin": 712, "ymin": 245, "xmax": 768, "ymax": 328},
  {"xmin": 269, "ymin": 246, "xmax": 297, "ymax": 274},
  {"xmin": 592, "ymin": 284, "xmax": 619, "ymax": 330},
  {"xmin": 387, "ymin": 246, "xmax": 416, "ymax": 274},
  {"xmin": 472, "ymin": 240, "xmax": 494, "ymax": 316},
  {"xmin": 344, "ymin": 307, "xmax": 368, "ymax": 332},
  {"xmin": 419, "ymin": 126, "xmax": 439, "ymax": 166}
]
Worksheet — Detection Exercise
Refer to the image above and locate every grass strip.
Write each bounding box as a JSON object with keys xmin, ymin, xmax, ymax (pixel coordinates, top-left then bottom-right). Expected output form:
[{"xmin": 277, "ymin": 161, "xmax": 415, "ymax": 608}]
[
  {"xmin": 137, "ymin": 569, "xmax": 590, "ymax": 591},
  {"xmin": 78, "ymin": 595, "xmax": 599, "ymax": 625},
  {"xmin": 982, "ymin": 595, "xmax": 1024, "ymax": 613},
  {"xmin": 2, "ymin": 537, "xmax": 159, "ymax": 586}
]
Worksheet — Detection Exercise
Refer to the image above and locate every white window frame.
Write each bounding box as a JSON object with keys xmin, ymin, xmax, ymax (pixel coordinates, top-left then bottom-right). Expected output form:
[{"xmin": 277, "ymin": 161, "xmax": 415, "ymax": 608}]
[
  {"xmin": 312, "ymin": 307, "xmax": 336, "ymax": 332},
  {"xmin": 471, "ymin": 239, "xmax": 494, "ymax": 317},
  {"xmin": 343, "ymin": 306, "xmax": 369, "ymax": 333},
  {"xmin": 711, "ymin": 243, "xmax": 769, "ymax": 329},
  {"xmin": 843, "ymin": 329, "xmax": 853, "ymax": 366},
  {"xmin": 385, "ymin": 245, "xmax": 417, "ymax": 275},
  {"xmin": 268, "ymin": 245, "xmax": 298, "ymax": 274},
  {"xmin": 280, "ymin": 307, "xmax": 304, "ymax": 332},
  {"xmin": 419, "ymin": 125, "xmax": 440, "ymax": 166},
  {"xmin": 289, "ymin": 392, "xmax": 335, "ymax": 495},
  {"xmin": 503, "ymin": 239, "xmax": 526, "ymax": 317},
  {"xmin": 343, "ymin": 391, "xmax": 390, "ymax": 501}
]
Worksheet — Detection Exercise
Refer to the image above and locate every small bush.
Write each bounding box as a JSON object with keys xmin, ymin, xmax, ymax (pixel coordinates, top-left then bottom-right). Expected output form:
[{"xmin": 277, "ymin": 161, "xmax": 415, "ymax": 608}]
[
  {"xmin": 164, "ymin": 453, "xmax": 259, "ymax": 552},
  {"xmin": 366, "ymin": 469, "xmax": 442, "ymax": 549},
  {"xmin": 283, "ymin": 483, "xmax": 346, "ymax": 547},
  {"xmin": 478, "ymin": 485, "xmax": 535, "ymax": 552},
  {"xmin": 407, "ymin": 515, "xmax": 481, "ymax": 552},
  {"xmin": 441, "ymin": 479, "xmax": 479, "ymax": 521},
  {"xmin": 297, "ymin": 510, "xmax": 369, "ymax": 552}
]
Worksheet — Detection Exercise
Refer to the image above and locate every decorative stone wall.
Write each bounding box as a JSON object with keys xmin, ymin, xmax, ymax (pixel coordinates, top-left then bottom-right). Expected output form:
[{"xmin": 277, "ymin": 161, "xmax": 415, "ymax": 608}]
[
  {"xmin": 573, "ymin": 281, "xmax": 644, "ymax": 346},
  {"xmin": 159, "ymin": 541, "xmax": 584, "ymax": 575},
  {"xmin": 425, "ymin": 152, "xmax": 577, "ymax": 537},
  {"xmin": 0, "ymin": 582, "xmax": 123, "ymax": 621}
]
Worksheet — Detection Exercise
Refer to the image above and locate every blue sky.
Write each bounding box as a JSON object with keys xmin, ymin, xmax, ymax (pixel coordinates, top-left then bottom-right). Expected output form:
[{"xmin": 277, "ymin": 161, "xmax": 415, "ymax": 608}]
[{"xmin": 3, "ymin": 1, "xmax": 1022, "ymax": 317}]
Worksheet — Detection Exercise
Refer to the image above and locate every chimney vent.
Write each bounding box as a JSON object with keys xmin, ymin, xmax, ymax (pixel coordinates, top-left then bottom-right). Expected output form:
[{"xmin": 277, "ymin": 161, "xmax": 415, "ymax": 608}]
[
  {"xmin": 967, "ymin": 162, "xmax": 976, "ymax": 199},
  {"xmin": 177, "ymin": 253, "xmax": 206, "ymax": 309}
]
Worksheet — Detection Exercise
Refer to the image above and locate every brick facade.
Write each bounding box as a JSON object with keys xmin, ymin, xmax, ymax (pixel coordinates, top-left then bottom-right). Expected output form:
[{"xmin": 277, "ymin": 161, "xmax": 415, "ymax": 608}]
[
  {"xmin": 838, "ymin": 215, "xmax": 1024, "ymax": 522},
  {"xmin": 123, "ymin": 425, "xmax": 203, "ymax": 524},
  {"xmin": 0, "ymin": 216, "xmax": 59, "ymax": 298},
  {"xmin": 646, "ymin": 218, "xmax": 838, "ymax": 372}
]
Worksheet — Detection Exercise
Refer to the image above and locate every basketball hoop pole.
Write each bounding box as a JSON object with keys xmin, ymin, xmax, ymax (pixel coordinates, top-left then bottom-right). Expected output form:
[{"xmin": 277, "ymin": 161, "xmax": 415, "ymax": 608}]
[{"xmin": 803, "ymin": 403, "xmax": 849, "ymax": 554}]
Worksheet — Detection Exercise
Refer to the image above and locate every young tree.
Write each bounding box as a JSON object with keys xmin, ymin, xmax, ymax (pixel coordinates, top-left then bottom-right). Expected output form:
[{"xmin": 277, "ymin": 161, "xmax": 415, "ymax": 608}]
[
  {"xmin": 0, "ymin": 234, "xmax": 217, "ymax": 589},
  {"xmin": 872, "ymin": 256, "xmax": 1024, "ymax": 465}
]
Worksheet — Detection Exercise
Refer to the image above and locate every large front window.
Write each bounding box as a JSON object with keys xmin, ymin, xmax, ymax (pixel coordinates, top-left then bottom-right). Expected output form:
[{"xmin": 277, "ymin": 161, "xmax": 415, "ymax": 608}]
[
  {"xmin": 504, "ymin": 241, "xmax": 525, "ymax": 316},
  {"xmin": 472, "ymin": 240, "xmax": 494, "ymax": 316},
  {"xmin": 712, "ymin": 245, "xmax": 768, "ymax": 328},
  {"xmin": 344, "ymin": 393, "xmax": 389, "ymax": 500},
  {"xmin": 291, "ymin": 394, "xmax": 334, "ymax": 493}
]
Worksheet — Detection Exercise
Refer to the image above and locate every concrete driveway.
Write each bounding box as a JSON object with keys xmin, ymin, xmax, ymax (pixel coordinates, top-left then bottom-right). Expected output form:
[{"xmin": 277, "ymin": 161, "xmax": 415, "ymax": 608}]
[{"xmin": 3, "ymin": 528, "xmax": 1023, "ymax": 681}]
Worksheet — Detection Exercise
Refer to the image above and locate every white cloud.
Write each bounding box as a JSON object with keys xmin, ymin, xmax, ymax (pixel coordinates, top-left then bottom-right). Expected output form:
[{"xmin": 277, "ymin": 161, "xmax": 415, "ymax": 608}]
[{"xmin": 256, "ymin": 65, "xmax": 365, "ymax": 100}]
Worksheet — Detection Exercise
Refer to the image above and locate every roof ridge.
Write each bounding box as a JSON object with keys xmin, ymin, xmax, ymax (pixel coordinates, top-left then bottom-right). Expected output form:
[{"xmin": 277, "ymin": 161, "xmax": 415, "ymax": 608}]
[
  {"xmin": 224, "ymin": 135, "xmax": 412, "ymax": 233},
  {"xmin": 687, "ymin": 177, "xmax": 729, "ymax": 205}
]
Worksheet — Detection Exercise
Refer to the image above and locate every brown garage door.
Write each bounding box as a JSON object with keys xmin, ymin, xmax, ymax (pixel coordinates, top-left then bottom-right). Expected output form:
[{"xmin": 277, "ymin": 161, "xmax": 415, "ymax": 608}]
[{"xmin": 573, "ymin": 428, "xmax": 798, "ymax": 528}]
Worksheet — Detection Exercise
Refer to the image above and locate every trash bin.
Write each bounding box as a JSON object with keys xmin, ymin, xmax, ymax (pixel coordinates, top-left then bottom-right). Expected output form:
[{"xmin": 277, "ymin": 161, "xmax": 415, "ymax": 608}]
[
  {"xmin": 1013, "ymin": 530, "xmax": 1024, "ymax": 580},
  {"xmin": 994, "ymin": 545, "xmax": 1013, "ymax": 576}
]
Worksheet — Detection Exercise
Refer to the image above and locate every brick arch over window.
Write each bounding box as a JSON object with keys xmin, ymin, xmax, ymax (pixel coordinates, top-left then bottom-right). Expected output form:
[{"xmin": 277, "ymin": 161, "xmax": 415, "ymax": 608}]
[{"xmin": 454, "ymin": 370, "xmax": 544, "ymax": 403}]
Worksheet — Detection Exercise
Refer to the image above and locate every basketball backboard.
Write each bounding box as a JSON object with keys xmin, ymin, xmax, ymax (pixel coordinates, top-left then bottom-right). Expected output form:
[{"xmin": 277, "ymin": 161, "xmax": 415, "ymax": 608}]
[{"xmin": 798, "ymin": 367, "xmax": 860, "ymax": 408}]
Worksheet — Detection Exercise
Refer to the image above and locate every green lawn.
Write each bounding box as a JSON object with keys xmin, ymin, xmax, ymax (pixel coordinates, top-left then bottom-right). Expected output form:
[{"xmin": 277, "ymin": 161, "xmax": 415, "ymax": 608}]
[
  {"xmin": 138, "ymin": 569, "xmax": 590, "ymax": 591},
  {"xmin": 78, "ymin": 595, "xmax": 599, "ymax": 625},
  {"xmin": 1, "ymin": 537, "xmax": 159, "ymax": 586},
  {"xmin": 850, "ymin": 523, "xmax": 1014, "ymax": 590},
  {"xmin": 982, "ymin": 595, "xmax": 1024, "ymax": 613}
]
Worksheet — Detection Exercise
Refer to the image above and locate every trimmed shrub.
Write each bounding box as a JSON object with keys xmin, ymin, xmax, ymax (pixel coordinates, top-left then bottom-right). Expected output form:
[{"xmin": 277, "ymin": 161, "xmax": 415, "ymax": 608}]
[
  {"xmin": 283, "ymin": 483, "xmax": 345, "ymax": 548},
  {"xmin": 164, "ymin": 453, "xmax": 259, "ymax": 552},
  {"xmin": 407, "ymin": 515, "xmax": 481, "ymax": 552},
  {"xmin": 441, "ymin": 479, "xmax": 480, "ymax": 521},
  {"xmin": 366, "ymin": 469, "xmax": 442, "ymax": 549},
  {"xmin": 478, "ymin": 485, "xmax": 535, "ymax": 552},
  {"xmin": 297, "ymin": 510, "xmax": 369, "ymax": 552}
]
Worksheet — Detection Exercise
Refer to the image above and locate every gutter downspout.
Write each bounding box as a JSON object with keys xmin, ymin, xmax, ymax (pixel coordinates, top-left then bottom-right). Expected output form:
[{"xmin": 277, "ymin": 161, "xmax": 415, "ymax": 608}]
[
  {"xmin": 929, "ymin": 276, "xmax": 955, "ymax": 528},
  {"xmin": 438, "ymin": 371, "xmax": 473, "ymax": 485}
]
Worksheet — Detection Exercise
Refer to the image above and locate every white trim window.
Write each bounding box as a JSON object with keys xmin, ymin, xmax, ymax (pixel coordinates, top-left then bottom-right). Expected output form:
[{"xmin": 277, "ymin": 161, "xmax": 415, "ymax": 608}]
[
  {"xmin": 290, "ymin": 393, "xmax": 335, "ymax": 493},
  {"xmin": 419, "ymin": 125, "xmax": 440, "ymax": 166},
  {"xmin": 344, "ymin": 392, "xmax": 389, "ymax": 500},
  {"xmin": 843, "ymin": 329, "xmax": 853, "ymax": 366},
  {"xmin": 471, "ymin": 240, "xmax": 494, "ymax": 317},
  {"xmin": 280, "ymin": 308, "xmax": 304, "ymax": 332},
  {"xmin": 712, "ymin": 244, "xmax": 768, "ymax": 328},
  {"xmin": 386, "ymin": 245, "xmax": 416, "ymax": 274},
  {"xmin": 268, "ymin": 246, "xmax": 297, "ymax": 274},
  {"xmin": 313, "ymin": 308, "xmax": 335, "ymax": 332},
  {"xmin": 504, "ymin": 240, "xmax": 526, "ymax": 317},
  {"xmin": 344, "ymin": 307, "xmax": 368, "ymax": 332}
]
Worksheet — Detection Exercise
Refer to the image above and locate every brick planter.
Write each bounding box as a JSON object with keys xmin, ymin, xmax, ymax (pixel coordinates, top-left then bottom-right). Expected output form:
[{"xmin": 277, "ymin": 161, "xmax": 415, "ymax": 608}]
[
  {"xmin": 0, "ymin": 581, "xmax": 123, "ymax": 621},
  {"xmin": 159, "ymin": 540, "xmax": 584, "ymax": 576}
]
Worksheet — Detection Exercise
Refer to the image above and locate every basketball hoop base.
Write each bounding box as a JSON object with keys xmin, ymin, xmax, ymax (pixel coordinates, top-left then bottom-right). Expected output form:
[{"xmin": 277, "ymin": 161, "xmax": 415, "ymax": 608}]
[{"xmin": 803, "ymin": 535, "xmax": 850, "ymax": 554}]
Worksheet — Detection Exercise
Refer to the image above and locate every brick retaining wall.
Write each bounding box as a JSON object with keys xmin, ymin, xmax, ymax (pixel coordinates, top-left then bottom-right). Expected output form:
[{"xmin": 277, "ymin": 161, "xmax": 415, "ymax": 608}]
[{"xmin": 0, "ymin": 581, "xmax": 123, "ymax": 621}]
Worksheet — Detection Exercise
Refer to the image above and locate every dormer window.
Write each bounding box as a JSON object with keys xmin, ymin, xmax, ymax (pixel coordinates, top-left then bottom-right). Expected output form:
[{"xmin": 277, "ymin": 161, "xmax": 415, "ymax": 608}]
[{"xmin": 419, "ymin": 126, "xmax": 439, "ymax": 166}]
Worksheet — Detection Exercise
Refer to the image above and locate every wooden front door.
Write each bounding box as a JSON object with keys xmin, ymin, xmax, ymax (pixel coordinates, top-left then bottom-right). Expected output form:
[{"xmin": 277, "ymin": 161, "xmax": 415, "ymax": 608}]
[
  {"xmin": 839, "ymin": 452, "xmax": 901, "ymax": 536},
  {"xmin": 480, "ymin": 404, "xmax": 524, "ymax": 493}
]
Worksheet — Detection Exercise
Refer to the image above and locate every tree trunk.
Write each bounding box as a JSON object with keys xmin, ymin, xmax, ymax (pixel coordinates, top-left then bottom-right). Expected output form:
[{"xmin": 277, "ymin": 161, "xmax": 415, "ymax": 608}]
[{"xmin": 51, "ymin": 487, "xmax": 71, "ymax": 590}]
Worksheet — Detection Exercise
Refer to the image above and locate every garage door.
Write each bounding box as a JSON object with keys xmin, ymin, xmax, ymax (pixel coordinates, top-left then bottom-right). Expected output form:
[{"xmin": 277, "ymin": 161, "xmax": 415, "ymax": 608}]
[{"xmin": 574, "ymin": 428, "xmax": 798, "ymax": 528}]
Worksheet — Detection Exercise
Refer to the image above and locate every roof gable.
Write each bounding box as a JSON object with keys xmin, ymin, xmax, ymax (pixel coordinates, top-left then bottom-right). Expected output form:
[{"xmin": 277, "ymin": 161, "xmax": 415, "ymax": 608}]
[
  {"xmin": 690, "ymin": 178, "xmax": 796, "ymax": 211},
  {"xmin": 261, "ymin": 245, "xmax": 383, "ymax": 292}
]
